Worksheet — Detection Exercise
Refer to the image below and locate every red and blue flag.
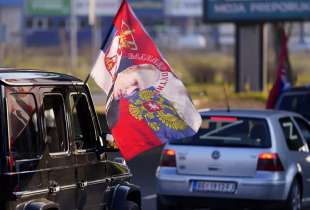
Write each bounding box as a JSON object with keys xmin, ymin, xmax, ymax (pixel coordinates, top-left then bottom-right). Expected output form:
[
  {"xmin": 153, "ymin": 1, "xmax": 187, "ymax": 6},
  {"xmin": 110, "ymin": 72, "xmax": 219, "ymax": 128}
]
[
  {"xmin": 91, "ymin": 0, "xmax": 201, "ymax": 160},
  {"xmin": 266, "ymin": 29, "xmax": 291, "ymax": 109}
]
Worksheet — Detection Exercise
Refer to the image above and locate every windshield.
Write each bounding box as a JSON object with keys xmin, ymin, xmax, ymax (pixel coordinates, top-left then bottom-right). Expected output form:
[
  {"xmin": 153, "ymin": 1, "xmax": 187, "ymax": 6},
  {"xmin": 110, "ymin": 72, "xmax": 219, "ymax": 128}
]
[{"xmin": 171, "ymin": 116, "xmax": 271, "ymax": 148}]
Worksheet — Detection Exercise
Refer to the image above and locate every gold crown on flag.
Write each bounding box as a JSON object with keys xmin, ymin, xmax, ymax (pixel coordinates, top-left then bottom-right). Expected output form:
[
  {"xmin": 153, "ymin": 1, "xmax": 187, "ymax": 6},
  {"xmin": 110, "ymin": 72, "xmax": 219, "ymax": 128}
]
[{"xmin": 119, "ymin": 21, "xmax": 138, "ymax": 51}]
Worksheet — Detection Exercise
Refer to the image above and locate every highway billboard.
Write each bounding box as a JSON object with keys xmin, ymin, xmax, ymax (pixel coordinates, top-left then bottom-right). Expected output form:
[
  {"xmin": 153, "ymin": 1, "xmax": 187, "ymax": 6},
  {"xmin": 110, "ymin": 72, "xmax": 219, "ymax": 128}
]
[{"xmin": 204, "ymin": 0, "xmax": 310, "ymax": 22}]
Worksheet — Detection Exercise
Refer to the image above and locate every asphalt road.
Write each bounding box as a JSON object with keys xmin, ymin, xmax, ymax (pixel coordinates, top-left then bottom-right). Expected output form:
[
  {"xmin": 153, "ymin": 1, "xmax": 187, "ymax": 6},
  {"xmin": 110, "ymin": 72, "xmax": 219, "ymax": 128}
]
[{"xmin": 127, "ymin": 146, "xmax": 163, "ymax": 210}]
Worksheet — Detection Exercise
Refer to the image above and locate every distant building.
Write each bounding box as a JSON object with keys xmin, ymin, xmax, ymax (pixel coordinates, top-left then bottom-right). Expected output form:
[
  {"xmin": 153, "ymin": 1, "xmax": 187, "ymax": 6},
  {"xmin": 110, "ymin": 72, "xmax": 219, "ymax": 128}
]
[
  {"xmin": 23, "ymin": 0, "xmax": 164, "ymax": 47},
  {"xmin": 0, "ymin": 0, "xmax": 23, "ymax": 46}
]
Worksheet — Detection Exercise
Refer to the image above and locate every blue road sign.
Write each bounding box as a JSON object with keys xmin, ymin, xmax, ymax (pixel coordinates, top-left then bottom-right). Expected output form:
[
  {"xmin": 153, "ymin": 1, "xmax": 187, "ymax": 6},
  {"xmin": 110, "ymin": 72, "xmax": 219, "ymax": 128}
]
[{"xmin": 204, "ymin": 0, "xmax": 310, "ymax": 23}]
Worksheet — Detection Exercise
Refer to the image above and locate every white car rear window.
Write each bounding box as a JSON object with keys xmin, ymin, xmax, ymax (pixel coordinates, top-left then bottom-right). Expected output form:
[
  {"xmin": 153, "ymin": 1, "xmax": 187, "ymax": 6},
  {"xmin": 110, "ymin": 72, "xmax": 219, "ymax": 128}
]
[{"xmin": 171, "ymin": 116, "xmax": 271, "ymax": 148}]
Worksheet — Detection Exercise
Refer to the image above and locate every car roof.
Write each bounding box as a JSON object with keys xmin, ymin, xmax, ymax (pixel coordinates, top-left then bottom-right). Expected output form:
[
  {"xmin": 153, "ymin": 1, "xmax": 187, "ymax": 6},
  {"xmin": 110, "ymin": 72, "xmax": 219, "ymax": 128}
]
[
  {"xmin": 199, "ymin": 108, "xmax": 300, "ymax": 119},
  {"xmin": 282, "ymin": 86, "xmax": 310, "ymax": 93},
  {"xmin": 0, "ymin": 68, "xmax": 83, "ymax": 86}
]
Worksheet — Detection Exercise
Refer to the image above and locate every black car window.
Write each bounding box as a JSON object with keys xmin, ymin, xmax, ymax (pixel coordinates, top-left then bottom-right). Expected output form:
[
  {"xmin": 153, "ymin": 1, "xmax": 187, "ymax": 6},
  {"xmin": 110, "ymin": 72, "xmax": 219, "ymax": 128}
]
[
  {"xmin": 171, "ymin": 116, "xmax": 271, "ymax": 148},
  {"xmin": 43, "ymin": 94, "xmax": 68, "ymax": 154},
  {"xmin": 294, "ymin": 117, "xmax": 310, "ymax": 145},
  {"xmin": 69, "ymin": 93, "xmax": 96, "ymax": 151},
  {"xmin": 279, "ymin": 117, "xmax": 304, "ymax": 151},
  {"xmin": 8, "ymin": 93, "xmax": 41, "ymax": 159},
  {"xmin": 278, "ymin": 93, "xmax": 304, "ymax": 113},
  {"xmin": 299, "ymin": 94, "xmax": 310, "ymax": 120}
]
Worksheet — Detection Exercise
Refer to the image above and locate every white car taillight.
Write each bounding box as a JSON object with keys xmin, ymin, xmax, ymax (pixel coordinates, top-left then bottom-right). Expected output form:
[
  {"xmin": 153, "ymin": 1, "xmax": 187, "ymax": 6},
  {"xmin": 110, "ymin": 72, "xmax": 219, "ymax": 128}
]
[
  {"xmin": 160, "ymin": 149, "xmax": 176, "ymax": 167},
  {"xmin": 257, "ymin": 153, "xmax": 284, "ymax": 171}
]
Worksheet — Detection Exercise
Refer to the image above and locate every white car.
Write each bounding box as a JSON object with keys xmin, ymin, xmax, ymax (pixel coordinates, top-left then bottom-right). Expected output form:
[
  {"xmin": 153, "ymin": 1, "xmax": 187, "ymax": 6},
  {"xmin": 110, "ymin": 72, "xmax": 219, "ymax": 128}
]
[{"xmin": 156, "ymin": 109, "xmax": 310, "ymax": 210}]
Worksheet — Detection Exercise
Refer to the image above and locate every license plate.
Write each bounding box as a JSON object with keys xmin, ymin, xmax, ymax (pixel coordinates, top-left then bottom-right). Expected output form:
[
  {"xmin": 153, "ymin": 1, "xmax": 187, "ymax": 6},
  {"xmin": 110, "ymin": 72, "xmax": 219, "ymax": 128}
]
[{"xmin": 191, "ymin": 181, "xmax": 237, "ymax": 193}]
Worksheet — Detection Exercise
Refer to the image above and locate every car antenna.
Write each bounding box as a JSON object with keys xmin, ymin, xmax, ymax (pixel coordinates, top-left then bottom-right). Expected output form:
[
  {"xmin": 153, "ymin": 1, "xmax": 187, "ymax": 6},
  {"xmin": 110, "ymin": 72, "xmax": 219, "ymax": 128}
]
[{"xmin": 223, "ymin": 84, "xmax": 231, "ymax": 112}]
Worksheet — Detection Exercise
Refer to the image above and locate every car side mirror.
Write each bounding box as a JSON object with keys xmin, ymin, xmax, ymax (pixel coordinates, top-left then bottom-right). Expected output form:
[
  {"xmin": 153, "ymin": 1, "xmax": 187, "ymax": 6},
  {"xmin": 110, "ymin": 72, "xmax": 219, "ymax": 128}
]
[
  {"xmin": 96, "ymin": 134, "xmax": 119, "ymax": 160},
  {"xmin": 105, "ymin": 134, "xmax": 120, "ymax": 152}
]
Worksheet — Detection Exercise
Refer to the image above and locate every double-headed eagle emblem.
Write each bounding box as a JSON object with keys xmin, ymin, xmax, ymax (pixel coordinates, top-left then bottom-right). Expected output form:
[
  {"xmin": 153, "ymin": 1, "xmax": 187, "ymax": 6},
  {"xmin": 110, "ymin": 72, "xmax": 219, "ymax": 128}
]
[{"xmin": 128, "ymin": 89, "xmax": 188, "ymax": 132}]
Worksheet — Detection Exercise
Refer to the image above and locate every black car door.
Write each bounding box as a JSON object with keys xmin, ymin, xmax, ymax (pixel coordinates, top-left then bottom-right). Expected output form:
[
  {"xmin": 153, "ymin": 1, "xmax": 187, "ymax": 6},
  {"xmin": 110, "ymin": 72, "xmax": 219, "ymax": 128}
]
[
  {"xmin": 6, "ymin": 89, "xmax": 46, "ymax": 198},
  {"xmin": 41, "ymin": 88, "xmax": 76, "ymax": 209},
  {"xmin": 69, "ymin": 90, "xmax": 108, "ymax": 210}
]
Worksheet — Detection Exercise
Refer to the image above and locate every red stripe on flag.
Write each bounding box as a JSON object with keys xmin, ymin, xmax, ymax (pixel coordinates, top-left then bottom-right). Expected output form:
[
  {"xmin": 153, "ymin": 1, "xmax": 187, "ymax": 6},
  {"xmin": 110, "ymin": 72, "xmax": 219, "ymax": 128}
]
[
  {"xmin": 266, "ymin": 28, "xmax": 289, "ymax": 109},
  {"xmin": 112, "ymin": 98, "xmax": 163, "ymax": 160},
  {"xmin": 111, "ymin": 0, "xmax": 171, "ymax": 72}
]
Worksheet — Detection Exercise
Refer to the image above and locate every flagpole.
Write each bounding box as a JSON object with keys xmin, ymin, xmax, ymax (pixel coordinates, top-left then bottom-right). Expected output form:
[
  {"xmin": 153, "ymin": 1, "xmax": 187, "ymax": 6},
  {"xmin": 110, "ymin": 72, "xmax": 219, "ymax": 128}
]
[{"xmin": 70, "ymin": 0, "xmax": 78, "ymax": 74}]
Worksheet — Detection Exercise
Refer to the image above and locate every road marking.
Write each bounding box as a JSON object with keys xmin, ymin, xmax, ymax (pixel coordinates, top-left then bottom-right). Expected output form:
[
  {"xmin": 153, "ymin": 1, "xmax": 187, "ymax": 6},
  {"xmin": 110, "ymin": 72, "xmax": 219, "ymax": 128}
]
[{"xmin": 143, "ymin": 194, "xmax": 157, "ymax": 200}]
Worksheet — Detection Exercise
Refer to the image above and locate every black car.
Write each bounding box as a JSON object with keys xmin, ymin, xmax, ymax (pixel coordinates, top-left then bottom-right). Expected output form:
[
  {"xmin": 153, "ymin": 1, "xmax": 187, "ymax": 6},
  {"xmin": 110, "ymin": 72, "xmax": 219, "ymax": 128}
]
[
  {"xmin": 275, "ymin": 86, "xmax": 310, "ymax": 121},
  {"xmin": 0, "ymin": 69, "xmax": 141, "ymax": 210}
]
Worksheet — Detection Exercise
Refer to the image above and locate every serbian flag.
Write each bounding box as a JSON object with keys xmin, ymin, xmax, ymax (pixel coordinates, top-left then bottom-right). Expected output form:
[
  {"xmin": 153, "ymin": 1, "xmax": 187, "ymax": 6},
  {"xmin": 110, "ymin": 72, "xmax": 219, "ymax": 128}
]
[
  {"xmin": 266, "ymin": 29, "xmax": 291, "ymax": 109},
  {"xmin": 91, "ymin": 0, "xmax": 202, "ymax": 160}
]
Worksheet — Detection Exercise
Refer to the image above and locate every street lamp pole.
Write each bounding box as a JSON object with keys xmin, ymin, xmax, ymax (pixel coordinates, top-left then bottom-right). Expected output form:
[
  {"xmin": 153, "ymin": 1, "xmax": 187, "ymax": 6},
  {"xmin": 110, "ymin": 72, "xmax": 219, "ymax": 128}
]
[
  {"xmin": 70, "ymin": 0, "xmax": 78, "ymax": 74},
  {"xmin": 89, "ymin": 0, "xmax": 99, "ymax": 62},
  {"xmin": 89, "ymin": 0, "xmax": 96, "ymax": 26}
]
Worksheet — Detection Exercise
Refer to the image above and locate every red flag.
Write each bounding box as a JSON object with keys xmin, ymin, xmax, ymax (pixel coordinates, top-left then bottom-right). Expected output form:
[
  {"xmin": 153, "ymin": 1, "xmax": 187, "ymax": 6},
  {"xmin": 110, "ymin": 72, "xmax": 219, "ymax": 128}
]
[
  {"xmin": 266, "ymin": 29, "xmax": 291, "ymax": 109},
  {"xmin": 91, "ymin": 0, "xmax": 201, "ymax": 160}
]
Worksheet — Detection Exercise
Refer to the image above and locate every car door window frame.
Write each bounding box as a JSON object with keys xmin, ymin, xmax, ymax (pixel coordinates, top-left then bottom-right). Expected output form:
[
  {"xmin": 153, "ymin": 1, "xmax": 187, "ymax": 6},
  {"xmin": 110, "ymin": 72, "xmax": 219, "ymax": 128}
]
[
  {"xmin": 69, "ymin": 92, "xmax": 98, "ymax": 154},
  {"xmin": 6, "ymin": 92, "xmax": 42, "ymax": 160},
  {"xmin": 43, "ymin": 93, "xmax": 70, "ymax": 157}
]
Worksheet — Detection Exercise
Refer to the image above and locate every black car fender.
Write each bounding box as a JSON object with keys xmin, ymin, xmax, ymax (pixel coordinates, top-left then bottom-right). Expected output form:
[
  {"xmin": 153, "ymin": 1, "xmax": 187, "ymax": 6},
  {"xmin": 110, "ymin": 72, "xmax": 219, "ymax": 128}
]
[
  {"xmin": 17, "ymin": 199, "xmax": 59, "ymax": 210},
  {"xmin": 110, "ymin": 183, "xmax": 141, "ymax": 210}
]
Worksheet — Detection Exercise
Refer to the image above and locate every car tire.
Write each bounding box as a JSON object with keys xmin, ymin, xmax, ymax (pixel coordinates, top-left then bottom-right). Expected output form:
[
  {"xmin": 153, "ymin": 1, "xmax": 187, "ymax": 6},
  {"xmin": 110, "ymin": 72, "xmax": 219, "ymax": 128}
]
[
  {"xmin": 283, "ymin": 180, "xmax": 302, "ymax": 210},
  {"xmin": 125, "ymin": 201, "xmax": 140, "ymax": 210},
  {"xmin": 157, "ymin": 196, "xmax": 178, "ymax": 210}
]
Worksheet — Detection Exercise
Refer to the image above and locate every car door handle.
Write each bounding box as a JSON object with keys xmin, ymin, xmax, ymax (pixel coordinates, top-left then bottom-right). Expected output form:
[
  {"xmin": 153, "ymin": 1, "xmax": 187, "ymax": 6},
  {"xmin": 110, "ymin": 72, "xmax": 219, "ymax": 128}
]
[
  {"xmin": 78, "ymin": 181, "xmax": 88, "ymax": 189},
  {"xmin": 49, "ymin": 184, "xmax": 60, "ymax": 194}
]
